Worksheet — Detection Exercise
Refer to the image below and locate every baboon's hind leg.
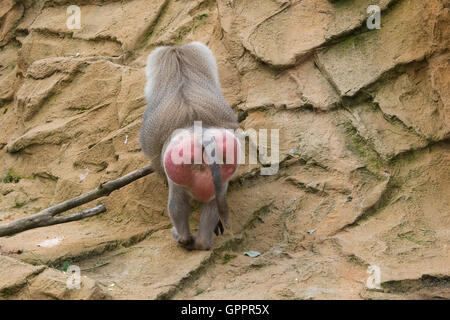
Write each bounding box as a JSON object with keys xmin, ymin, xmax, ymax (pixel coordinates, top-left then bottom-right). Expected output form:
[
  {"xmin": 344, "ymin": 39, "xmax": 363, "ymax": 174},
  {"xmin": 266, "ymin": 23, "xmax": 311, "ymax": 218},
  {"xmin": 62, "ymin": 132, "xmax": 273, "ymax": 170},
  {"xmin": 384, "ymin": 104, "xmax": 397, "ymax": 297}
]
[
  {"xmin": 192, "ymin": 201, "xmax": 221, "ymax": 250},
  {"xmin": 168, "ymin": 182, "xmax": 194, "ymax": 247}
]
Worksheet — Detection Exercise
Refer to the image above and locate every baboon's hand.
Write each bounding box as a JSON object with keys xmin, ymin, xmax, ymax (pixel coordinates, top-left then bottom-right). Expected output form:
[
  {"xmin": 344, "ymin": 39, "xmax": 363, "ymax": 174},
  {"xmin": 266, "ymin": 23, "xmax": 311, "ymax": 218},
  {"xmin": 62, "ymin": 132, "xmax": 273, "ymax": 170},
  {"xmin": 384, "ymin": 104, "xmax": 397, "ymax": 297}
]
[{"xmin": 214, "ymin": 220, "xmax": 224, "ymax": 236}]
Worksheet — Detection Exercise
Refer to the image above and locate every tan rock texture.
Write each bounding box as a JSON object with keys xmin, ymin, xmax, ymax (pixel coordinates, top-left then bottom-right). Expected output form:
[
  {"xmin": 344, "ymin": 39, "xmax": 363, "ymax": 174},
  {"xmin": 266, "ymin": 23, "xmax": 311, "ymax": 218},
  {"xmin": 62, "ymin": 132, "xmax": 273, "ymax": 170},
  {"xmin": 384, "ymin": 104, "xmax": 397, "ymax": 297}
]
[{"xmin": 0, "ymin": 0, "xmax": 449, "ymax": 299}]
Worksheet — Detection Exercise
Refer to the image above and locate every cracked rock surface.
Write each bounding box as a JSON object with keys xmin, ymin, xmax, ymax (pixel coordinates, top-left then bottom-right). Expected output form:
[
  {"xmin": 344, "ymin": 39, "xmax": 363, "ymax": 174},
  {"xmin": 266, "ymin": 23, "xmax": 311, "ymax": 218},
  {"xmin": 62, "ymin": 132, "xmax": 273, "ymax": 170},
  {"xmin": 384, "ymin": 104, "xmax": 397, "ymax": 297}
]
[{"xmin": 0, "ymin": 0, "xmax": 449, "ymax": 299}]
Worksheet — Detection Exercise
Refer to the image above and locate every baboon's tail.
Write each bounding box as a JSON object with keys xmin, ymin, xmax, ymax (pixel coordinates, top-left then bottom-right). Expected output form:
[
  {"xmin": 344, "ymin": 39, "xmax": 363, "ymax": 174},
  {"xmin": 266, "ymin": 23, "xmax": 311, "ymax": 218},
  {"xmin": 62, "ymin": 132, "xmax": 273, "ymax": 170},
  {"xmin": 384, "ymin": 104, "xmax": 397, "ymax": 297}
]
[{"xmin": 202, "ymin": 137, "xmax": 230, "ymax": 229}]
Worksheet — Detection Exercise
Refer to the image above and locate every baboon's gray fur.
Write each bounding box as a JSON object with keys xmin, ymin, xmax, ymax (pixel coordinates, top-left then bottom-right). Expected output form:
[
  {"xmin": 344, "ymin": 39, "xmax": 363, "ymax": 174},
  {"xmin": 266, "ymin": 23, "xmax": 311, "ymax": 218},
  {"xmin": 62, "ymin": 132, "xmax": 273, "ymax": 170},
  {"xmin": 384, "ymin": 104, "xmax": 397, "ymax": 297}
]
[
  {"xmin": 139, "ymin": 42, "xmax": 238, "ymax": 175},
  {"xmin": 139, "ymin": 42, "xmax": 238, "ymax": 250}
]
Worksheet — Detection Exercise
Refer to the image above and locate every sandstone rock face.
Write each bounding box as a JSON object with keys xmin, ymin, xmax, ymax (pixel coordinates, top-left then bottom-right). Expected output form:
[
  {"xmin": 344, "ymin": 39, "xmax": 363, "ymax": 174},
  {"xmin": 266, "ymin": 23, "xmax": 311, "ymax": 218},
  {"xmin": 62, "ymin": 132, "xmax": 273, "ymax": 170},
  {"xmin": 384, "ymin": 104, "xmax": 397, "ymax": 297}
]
[
  {"xmin": 0, "ymin": 255, "xmax": 110, "ymax": 299},
  {"xmin": 315, "ymin": 0, "xmax": 443, "ymax": 96},
  {"xmin": 0, "ymin": 0, "xmax": 449, "ymax": 299}
]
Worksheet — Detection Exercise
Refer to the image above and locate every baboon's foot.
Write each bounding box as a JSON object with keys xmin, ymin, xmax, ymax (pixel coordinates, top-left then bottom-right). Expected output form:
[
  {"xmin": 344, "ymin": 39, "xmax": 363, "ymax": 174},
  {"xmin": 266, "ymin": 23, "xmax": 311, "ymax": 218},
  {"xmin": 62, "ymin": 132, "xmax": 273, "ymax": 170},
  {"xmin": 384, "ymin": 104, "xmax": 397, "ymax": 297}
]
[{"xmin": 171, "ymin": 227, "xmax": 194, "ymax": 246}]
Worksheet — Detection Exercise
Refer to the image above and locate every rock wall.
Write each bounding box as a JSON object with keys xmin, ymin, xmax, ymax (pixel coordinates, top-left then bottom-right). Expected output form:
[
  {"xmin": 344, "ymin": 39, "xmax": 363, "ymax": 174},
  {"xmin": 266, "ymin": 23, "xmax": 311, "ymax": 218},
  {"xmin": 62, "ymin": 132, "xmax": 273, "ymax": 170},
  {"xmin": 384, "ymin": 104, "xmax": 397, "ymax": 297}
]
[{"xmin": 0, "ymin": 0, "xmax": 449, "ymax": 299}]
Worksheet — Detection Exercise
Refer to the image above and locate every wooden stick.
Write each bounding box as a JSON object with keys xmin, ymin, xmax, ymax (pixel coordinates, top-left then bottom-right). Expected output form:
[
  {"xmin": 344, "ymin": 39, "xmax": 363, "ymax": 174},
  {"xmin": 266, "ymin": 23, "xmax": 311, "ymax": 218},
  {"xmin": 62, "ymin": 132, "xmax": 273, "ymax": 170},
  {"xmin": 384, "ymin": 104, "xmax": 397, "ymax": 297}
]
[
  {"xmin": 0, "ymin": 165, "xmax": 154, "ymax": 237},
  {"xmin": 0, "ymin": 204, "xmax": 107, "ymax": 237}
]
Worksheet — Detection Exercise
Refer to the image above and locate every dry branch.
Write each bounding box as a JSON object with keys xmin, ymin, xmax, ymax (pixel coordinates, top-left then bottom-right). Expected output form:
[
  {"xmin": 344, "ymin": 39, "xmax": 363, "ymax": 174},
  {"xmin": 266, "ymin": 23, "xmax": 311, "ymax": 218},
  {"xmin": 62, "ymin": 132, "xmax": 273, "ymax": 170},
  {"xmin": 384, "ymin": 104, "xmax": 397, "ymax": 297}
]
[{"xmin": 0, "ymin": 165, "xmax": 154, "ymax": 237}]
